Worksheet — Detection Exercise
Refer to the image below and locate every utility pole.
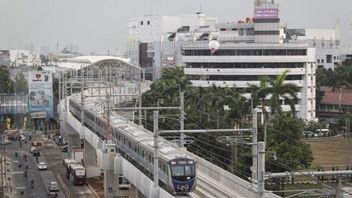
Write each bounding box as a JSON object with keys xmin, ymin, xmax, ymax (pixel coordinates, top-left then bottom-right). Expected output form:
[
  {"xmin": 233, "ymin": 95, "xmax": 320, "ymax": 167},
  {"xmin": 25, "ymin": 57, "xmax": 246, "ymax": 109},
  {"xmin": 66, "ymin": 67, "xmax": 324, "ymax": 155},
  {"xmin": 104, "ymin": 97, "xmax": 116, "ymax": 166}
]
[
  {"xmin": 138, "ymin": 82, "xmax": 142, "ymax": 126},
  {"xmin": 152, "ymin": 111, "xmax": 160, "ymax": 197},
  {"xmin": 257, "ymin": 142, "xmax": 265, "ymax": 198},
  {"xmin": 252, "ymin": 109, "xmax": 258, "ymax": 182},
  {"xmin": 180, "ymin": 92, "xmax": 185, "ymax": 148}
]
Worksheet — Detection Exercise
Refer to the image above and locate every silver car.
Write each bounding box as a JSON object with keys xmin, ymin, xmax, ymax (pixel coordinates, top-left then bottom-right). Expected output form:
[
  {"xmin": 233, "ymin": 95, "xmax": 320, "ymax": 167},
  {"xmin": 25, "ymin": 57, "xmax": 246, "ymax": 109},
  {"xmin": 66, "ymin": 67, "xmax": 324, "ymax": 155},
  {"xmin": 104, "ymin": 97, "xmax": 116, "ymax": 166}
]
[{"xmin": 48, "ymin": 181, "xmax": 59, "ymax": 192}]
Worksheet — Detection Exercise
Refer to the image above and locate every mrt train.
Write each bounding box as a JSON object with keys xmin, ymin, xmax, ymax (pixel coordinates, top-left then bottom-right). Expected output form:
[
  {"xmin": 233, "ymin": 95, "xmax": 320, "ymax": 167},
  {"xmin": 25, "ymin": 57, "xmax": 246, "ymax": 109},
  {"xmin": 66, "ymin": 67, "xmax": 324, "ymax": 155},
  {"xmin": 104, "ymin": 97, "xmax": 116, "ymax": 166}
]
[{"xmin": 68, "ymin": 93, "xmax": 196, "ymax": 195}]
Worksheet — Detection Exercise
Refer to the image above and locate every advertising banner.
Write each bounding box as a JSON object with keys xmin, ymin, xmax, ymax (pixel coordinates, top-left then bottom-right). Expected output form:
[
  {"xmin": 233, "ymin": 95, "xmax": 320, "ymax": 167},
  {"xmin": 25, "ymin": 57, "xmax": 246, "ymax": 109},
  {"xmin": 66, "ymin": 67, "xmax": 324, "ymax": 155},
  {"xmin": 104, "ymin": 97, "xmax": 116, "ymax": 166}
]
[
  {"xmin": 28, "ymin": 71, "xmax": 53, "ymax": 118},
  {"xmin": 255, "ymin": 8, "xmax": 279, "ymax": 19}
]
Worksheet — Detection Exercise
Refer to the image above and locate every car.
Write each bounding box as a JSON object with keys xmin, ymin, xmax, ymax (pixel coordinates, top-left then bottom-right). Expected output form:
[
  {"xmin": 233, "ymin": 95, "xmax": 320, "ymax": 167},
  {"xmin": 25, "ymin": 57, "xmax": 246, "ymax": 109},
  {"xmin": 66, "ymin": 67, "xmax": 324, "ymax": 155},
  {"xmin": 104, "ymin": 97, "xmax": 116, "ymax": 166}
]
[
  {"xmin": 32, "ymin": 150, "xmax": 40, "ymax": 157},
  {"xmin": 48, "ymin": 181, "xmax": 59, "ymax": 192},
  {"xmin": 302, "ymin": 131, "xmax": 316, "ymax": 138},
  {"xmin": 38, "ymin": 162, "xmax": 48, "ymax": 170}
]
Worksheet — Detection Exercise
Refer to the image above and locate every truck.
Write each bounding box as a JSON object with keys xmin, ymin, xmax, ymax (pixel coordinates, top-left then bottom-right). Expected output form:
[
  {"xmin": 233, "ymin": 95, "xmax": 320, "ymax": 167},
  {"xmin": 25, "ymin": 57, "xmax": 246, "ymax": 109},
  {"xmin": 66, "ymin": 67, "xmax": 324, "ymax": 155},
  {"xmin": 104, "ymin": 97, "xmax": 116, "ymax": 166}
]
[
  {"xmin": 72, "ymin": 148, "xmax": 84, "ymax": 164},
  {"xmin": 63, "ymin": 159, "xmax": 80, "ymax": 179},
  {"xmin": 69, "ymin": 164, "xmax": 86, "ymax": 185}
]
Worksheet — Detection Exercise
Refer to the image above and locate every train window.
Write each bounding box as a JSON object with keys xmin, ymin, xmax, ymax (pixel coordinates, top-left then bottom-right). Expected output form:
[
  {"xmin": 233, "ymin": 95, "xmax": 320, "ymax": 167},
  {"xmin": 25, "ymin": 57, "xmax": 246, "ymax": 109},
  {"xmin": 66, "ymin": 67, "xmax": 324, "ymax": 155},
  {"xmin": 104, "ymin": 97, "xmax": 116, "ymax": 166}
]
[
  {"xmin": 123, "ymin": 138, "xmax": 126, "ymax": 145},
  {"xmin": 171, "ymin": 165, "xmax": 195, "ymax": 177},
  {"xmin": 137, "ymin": 147, "xmax": 140, "ymax": 155},
  {"xmin": 118, "ymin": 134, "xmax": 121, "ymax": 141},
  {"xmin": 128, "ymin": 142, "xmax": 131, "ymax": 149},
  {"xmin": 142, "ymin": 150, "xmax": 145, "ymax": 158}
]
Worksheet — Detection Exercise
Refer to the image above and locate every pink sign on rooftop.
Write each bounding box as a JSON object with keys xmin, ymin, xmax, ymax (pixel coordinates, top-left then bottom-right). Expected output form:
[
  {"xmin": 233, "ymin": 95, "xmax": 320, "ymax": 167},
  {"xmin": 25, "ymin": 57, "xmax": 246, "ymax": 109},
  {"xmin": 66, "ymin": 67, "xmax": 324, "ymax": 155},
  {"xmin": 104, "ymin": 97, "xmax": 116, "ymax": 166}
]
[{"xmin": 255, "ymin": 8, "xmax": 279, "ymax": 19}]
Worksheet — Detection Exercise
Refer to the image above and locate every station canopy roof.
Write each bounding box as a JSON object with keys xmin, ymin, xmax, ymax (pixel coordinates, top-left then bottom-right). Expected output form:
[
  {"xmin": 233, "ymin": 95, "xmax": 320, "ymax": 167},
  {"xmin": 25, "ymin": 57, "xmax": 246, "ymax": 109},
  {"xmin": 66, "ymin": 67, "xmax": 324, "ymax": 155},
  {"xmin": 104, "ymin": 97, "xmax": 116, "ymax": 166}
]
[{"xmin": 57, "ymin": 56, "xmax": 133, "ymax": 70}]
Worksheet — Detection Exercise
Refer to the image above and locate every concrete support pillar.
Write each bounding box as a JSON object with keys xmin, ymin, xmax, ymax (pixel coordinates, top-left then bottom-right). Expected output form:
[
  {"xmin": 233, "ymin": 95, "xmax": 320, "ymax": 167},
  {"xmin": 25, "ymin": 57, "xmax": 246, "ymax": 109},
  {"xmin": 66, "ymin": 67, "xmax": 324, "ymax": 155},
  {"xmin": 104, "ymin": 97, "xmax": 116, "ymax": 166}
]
[
  {"xmin": 104, "ymin": 169, "xmax": 118, "ymax": 198},
  {"xmin": 83, "ymin": 140, "xmax": 96, "ymax": 165},
  {"xmin": 68, "ymin": 133, "xmax": 80, "ymax": 159}
]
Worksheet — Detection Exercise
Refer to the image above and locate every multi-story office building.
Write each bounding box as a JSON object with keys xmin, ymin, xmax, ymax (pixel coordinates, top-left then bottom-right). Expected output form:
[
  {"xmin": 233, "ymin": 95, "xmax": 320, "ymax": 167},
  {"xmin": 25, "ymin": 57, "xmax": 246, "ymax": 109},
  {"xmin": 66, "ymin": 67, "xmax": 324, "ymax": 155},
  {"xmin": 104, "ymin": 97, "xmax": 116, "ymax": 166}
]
[
  {"xmin": 126, "ymin": 0, "xmax": 347, "ymax": 121},
  {"xmin": 287, "ymin": 27, "xmax": 340, "ymax": 69},
  {"xmin": 126, "ymin": 13, "xmax": 217, "ymax": 79}
]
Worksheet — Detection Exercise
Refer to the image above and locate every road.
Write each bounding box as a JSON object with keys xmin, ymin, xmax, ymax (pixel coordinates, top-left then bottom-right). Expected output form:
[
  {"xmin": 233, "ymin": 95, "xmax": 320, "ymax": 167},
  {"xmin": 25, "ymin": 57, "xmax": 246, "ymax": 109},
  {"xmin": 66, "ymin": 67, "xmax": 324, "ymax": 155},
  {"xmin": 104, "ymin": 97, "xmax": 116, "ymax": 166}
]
[
  {"xmin": 3, "ymin": 133, "xmax": 95, "ymax": 198},
  {"xmin": 5, "ymin": 136, "xmax": 52, "ymax": 198}
]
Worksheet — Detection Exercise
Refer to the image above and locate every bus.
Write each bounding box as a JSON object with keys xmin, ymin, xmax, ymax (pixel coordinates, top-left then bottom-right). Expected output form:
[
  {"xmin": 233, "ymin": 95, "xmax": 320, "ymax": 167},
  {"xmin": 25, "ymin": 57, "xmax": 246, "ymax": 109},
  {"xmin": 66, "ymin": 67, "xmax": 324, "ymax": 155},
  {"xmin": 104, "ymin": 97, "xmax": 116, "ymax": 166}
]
[{"xmin": 69, "ymin": 164, "xmax": 86, "ymax": 185}]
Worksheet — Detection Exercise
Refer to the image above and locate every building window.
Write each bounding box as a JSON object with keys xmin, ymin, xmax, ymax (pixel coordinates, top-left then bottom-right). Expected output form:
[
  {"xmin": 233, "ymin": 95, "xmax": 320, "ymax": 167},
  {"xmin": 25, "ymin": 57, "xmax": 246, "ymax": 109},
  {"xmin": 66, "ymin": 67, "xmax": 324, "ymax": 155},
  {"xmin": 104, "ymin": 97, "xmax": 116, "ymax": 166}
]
[
  {"xmin": 326, "ymin": 55, "xmax": 332, "ymax": 63},
  {"xmin": 147, "ymin": 20, "xmax": 150, "ymax": 25},
  {"xmin": 317, "ymin": 59, "xmax": 320, "ymax": 63},
  {"xmin": 321, "ymin": 59, "xmax": 324, "ymax": 63},
  {"xmin": 141, "ymin": 21, "xmax": 143, "ymax": 25}
]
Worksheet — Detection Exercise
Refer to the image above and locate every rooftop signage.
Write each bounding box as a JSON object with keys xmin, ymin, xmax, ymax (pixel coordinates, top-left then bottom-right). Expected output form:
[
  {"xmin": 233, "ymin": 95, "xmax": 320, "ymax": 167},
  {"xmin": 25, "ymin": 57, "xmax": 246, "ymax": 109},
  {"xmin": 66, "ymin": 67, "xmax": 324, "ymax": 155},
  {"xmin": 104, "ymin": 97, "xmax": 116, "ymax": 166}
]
[{"xmin": 254, "ymin": 8, "xmax": 279, "ymax": 19}]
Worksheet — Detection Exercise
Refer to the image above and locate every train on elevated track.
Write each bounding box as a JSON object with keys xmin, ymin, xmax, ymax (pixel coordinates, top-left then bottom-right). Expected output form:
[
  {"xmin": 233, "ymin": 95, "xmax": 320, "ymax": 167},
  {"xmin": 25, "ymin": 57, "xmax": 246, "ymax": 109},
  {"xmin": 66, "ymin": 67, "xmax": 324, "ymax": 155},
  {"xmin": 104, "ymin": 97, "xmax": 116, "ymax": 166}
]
[{"xmin": 68, "ymin": 94, "xmax": 197, "ymax": 195}]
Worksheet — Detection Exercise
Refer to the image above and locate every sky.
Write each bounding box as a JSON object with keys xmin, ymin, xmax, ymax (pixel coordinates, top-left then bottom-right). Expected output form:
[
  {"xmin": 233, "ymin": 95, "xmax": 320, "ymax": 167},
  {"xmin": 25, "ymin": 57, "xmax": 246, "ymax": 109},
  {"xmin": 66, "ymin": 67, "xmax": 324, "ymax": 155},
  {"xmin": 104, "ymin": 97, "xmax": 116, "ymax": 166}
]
[{"xmin": 0, "ymin": 0, "xmax": 351, "ymax": 54}]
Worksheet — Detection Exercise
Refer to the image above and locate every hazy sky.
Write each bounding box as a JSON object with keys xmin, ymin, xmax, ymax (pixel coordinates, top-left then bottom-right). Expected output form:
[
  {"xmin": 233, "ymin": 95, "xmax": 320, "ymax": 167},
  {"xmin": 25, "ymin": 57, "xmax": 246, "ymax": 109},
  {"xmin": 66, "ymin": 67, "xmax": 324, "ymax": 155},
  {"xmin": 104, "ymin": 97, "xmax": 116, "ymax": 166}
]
[{"xmin": 0, "ymin": 0, "xmax": 351, "ymax": 53}]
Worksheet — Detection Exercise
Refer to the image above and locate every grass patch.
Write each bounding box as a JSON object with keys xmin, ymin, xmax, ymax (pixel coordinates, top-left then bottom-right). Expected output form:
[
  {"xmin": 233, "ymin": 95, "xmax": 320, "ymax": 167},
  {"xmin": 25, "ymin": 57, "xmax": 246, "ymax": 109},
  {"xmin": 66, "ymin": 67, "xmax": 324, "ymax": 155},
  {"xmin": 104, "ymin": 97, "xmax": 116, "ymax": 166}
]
[{"xmin": 304, "ymin": 136, "xmax": 352, "ymax": 167}]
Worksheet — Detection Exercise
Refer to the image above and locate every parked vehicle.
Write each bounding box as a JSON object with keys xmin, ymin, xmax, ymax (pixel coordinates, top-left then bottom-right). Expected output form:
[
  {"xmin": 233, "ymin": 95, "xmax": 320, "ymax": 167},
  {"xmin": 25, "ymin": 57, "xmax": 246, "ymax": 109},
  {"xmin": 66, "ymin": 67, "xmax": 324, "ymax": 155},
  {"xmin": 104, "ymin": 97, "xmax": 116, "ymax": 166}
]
[
  {"xmin": 316, "ymin": 129, "xmax": 329, "ymax": 137},
  {"xmin": 302, "ymin": 131, "xmax": 317, "ymax": 138}
]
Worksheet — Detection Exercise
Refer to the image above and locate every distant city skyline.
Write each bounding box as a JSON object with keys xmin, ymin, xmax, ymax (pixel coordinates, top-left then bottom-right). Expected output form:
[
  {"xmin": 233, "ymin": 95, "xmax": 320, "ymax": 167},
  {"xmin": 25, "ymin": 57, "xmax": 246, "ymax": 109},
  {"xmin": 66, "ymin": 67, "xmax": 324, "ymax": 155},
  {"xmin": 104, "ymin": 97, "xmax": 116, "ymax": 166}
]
[{"xmin": 0, "ymin": 0, "xmax": 351, "ymax": 54}]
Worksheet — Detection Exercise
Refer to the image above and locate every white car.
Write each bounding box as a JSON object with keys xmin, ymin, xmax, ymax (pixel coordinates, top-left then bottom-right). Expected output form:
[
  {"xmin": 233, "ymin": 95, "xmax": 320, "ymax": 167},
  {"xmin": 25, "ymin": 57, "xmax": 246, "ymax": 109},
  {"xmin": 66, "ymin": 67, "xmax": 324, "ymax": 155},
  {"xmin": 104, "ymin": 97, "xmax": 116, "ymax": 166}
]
[{"xmin": 38, "ymin": 162, "xmax": 48, "ymax": 170}]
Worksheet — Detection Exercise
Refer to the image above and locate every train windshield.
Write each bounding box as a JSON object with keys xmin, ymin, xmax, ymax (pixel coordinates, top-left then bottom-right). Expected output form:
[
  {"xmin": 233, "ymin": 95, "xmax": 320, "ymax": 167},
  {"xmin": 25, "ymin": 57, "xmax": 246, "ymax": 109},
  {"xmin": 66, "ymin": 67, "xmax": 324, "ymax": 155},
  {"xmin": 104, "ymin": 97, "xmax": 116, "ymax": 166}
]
[{"xmin": 171, "ymin": 165, "xmax": 195, "ymax": 177}]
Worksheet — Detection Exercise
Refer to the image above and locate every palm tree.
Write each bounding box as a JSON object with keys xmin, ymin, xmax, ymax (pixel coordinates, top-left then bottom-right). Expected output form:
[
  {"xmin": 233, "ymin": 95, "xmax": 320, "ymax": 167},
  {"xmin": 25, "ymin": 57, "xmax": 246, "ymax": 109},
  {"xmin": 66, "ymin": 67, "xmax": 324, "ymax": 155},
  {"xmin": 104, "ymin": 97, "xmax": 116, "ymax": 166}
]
[
  {"xmin": 13, "ymin": 72, "xmax": 28, "ymax": 93},
  {"xmin": 0, "ymin": 65, "xmax": 13, "ymax": 93},
  {"xmin": 248, "ymin": 76, "xmax": 271, "ymax": 123},
  {"xmin": 248, "ymin": 70, "xmax": 299, "ymax": 118},
  {"xmin": 269, "ymin": 70, "xmax": 299, "ymax": 116}
]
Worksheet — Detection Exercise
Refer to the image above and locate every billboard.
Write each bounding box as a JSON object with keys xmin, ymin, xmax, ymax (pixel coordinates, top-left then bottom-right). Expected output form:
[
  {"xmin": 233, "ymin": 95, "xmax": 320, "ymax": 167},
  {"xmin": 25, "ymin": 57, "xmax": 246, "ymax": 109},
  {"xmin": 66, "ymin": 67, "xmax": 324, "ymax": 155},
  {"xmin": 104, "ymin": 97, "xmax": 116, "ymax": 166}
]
[
  {"xmin": 255, "ymin": 8, "xmax": 279, "ymax": 19},
  {"xmin": 28, "ymin": 71, "xmax": 53, "ymax": 118}
]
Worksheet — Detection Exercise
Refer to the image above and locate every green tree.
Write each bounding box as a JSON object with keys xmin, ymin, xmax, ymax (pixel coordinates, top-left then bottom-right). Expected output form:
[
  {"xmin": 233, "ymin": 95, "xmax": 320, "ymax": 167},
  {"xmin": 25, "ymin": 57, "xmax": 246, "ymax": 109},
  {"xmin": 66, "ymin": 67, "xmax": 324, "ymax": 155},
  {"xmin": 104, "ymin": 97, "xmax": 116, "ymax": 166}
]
[
  {"xmin": 269, "ymin": 70, "xmax": 299, "ymax": 116},
  {"xmin": 248, "ymin": 70, "xmax": 299, "ymax": 119},
  {"xmin": 0, "ymin": 65, "xmax": 13, "ymax": 93},
  {"xmin": 266, "ymin": 113, "xmax": 313, "ymax": 172},
  {"xmin": 13, "ymin": 72, "xmax": 28, "ymax": 93},
  {"xmin": 248, "ymin": 76, "xmax": 271, "ymax": 123}
]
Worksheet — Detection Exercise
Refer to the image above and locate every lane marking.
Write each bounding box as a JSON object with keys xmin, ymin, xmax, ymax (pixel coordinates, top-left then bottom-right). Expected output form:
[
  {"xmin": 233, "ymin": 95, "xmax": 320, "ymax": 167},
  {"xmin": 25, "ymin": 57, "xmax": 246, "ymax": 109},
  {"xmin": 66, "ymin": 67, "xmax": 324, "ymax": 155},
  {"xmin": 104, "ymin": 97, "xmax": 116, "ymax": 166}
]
[{"xmin": 11, "ymin": 171, "xmax": 24, "ymax": 174}]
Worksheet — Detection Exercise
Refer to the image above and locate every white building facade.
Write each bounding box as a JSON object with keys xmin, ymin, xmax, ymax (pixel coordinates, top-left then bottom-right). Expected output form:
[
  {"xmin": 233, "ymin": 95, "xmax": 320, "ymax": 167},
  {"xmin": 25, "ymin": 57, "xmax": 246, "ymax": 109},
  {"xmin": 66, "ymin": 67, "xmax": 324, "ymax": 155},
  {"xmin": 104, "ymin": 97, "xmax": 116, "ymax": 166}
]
[{"xmin": 126, "ymin": 13, "xmax": 217, "ymax": 79}]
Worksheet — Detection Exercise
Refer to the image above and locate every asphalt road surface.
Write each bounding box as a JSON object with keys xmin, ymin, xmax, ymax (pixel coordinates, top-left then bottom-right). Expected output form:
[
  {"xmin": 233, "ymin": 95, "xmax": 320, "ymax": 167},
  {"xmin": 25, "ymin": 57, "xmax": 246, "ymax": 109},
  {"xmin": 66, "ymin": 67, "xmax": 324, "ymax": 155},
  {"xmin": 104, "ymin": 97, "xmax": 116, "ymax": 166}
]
[{"xmin": 3, "ymin": 133, "xmax": 94, "ymax": 198}]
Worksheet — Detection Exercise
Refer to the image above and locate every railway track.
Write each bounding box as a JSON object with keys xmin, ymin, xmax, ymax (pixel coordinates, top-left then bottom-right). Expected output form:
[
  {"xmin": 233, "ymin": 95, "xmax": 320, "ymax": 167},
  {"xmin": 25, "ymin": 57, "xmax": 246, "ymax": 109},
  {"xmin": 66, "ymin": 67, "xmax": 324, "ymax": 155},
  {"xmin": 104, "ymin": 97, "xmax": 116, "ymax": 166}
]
[{"xmin": 190, "ymin": 172, "xmax": 245, "ymax": 198}]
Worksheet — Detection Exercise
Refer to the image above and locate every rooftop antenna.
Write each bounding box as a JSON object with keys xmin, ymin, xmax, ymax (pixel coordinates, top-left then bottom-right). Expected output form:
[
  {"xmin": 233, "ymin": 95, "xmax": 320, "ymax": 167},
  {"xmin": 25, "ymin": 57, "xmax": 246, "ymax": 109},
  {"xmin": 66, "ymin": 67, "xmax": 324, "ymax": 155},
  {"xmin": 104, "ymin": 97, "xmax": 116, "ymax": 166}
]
[{"xmin": 197, "ymin": 3, "xmax": 202, "ymax": 14}]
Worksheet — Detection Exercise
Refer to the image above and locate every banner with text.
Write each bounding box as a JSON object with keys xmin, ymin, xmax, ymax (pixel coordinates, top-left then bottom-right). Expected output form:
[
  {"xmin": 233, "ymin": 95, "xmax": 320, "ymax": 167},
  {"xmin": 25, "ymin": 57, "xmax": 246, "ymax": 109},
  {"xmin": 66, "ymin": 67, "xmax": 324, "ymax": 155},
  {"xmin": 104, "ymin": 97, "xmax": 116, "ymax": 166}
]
[
  {"xmin": 28, "ymin": 71, "xmax": 53, "ymax": 118},
  {"xmin": 255, "ymin": 8, "xmax": 279, "ymax": 19}
]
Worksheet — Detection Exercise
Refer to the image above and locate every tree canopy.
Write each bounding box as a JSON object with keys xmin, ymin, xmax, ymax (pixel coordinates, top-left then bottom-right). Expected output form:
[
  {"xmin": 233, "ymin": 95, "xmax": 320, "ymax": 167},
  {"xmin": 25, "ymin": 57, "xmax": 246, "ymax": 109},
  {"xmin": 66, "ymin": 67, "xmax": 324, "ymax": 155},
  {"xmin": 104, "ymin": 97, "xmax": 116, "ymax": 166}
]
[{"xmin": 141, "ymin": 67, "xmax": 313, "ymax": 177}]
